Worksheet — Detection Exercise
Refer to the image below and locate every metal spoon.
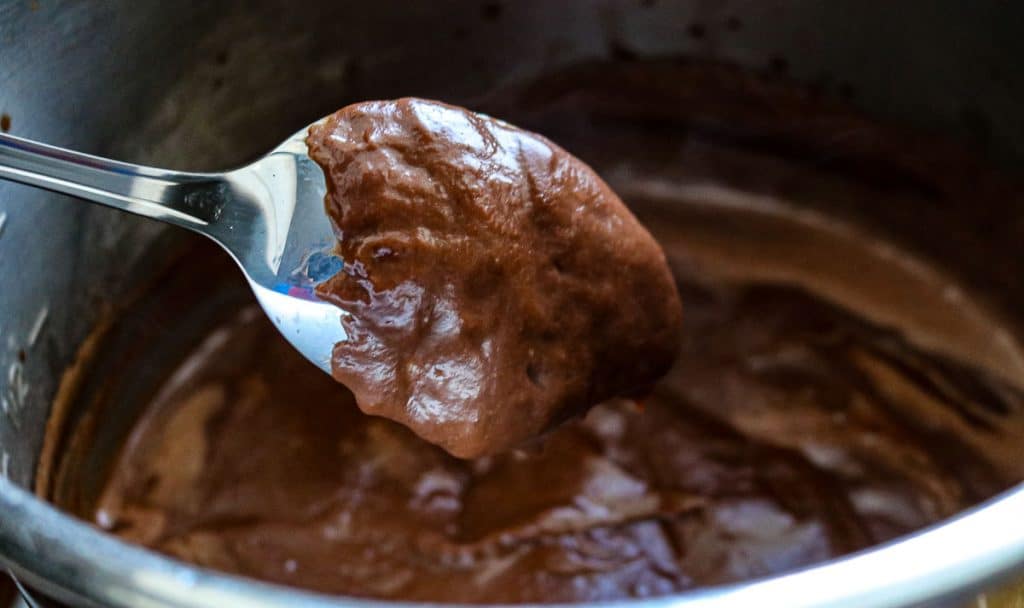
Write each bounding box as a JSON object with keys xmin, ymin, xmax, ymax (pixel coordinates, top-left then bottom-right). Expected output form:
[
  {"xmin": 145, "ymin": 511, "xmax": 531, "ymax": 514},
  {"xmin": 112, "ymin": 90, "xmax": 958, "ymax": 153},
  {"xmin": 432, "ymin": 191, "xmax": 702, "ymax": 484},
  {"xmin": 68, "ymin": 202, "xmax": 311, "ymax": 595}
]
[{"xmin": 0, "ymin": 126, "xmax": 345, "ymax": 374}]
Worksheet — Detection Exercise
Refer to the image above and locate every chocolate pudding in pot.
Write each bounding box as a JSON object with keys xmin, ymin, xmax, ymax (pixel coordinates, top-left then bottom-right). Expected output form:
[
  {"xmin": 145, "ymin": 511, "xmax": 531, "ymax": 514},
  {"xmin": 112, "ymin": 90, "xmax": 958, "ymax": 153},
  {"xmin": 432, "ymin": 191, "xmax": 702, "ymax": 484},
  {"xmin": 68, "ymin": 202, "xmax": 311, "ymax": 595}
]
[{"xmin": 43, "ymin": 61, "xmax": 1024, "ymax": 603}]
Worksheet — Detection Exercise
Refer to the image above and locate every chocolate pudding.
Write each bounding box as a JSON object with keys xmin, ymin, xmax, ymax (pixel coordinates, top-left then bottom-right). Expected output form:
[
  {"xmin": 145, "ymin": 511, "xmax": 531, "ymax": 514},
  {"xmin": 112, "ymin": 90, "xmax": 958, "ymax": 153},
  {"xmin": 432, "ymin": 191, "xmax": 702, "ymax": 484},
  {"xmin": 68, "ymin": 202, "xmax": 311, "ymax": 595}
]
[
  {"xmin": 306, "ymin": 99, "xmax": 682, "ymax": 458},
  {"xmin": 46, "ymin": 61, "xmax": 1024, "ymax": 604},
  {"xmin": 88, "ymin": 258, "xmax": 1024, "ymax": 603}
]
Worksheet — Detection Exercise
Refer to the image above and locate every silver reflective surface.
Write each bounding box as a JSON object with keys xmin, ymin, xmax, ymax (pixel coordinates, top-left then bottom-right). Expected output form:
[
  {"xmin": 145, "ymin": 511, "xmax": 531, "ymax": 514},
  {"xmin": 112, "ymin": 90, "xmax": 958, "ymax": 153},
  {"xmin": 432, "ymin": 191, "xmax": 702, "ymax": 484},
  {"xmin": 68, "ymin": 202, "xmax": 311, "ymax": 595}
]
[
  {"xmin": 0, "ymin": 128, "xmax": 343, "ymax": 375},
  {"xmin": 1, "ymin": 1, "xmax": 1024, "ymax": 607}
]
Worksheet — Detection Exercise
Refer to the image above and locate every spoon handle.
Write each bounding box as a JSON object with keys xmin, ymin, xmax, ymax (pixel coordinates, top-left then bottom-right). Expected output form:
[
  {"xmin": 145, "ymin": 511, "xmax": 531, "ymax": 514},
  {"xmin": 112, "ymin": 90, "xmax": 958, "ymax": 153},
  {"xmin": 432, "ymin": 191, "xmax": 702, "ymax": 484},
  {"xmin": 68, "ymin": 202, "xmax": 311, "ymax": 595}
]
[{"xmin": 0, "ymin": 133, "xmax": 226, "ymax": 229}]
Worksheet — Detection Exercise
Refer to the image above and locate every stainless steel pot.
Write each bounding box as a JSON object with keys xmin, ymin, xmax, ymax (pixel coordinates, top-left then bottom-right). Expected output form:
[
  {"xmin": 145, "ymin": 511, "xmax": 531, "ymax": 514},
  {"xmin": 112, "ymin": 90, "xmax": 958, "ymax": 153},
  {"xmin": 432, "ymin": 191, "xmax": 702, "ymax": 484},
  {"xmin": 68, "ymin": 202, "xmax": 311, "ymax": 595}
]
[{"xmin": 2, "ymin": 1, "xmax": 1024, "ymax": 607}]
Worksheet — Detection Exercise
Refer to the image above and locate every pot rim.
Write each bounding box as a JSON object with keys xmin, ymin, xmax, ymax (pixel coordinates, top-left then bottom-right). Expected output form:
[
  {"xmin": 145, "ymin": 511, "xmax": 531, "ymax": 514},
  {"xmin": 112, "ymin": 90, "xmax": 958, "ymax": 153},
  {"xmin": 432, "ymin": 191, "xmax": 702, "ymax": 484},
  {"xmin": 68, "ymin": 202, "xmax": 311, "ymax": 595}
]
[{"xmin": 1, "ymin": 478, "xmax": 1022, "ymax": 608}]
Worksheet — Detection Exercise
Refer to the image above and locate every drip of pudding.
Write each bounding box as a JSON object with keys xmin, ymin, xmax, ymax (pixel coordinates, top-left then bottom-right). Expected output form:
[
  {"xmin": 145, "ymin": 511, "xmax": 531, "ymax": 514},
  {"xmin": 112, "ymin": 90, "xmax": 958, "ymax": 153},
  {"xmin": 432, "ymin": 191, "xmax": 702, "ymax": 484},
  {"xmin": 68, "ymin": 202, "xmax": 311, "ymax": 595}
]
[{"xmin": 306, "ymin": 99, "xmax": 683, "ymax": 458}]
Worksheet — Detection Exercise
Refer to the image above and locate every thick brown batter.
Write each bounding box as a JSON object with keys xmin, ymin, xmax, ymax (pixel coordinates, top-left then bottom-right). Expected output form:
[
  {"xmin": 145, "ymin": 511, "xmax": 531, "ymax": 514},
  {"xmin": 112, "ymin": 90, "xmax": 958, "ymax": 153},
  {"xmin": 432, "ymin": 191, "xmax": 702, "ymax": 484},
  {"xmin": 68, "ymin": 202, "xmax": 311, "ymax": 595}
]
[
  {"xmin": 64, "ymin": 60, "xmax": 1024, "ymax": 603},
  {"xmin": 93, "ymin": 271, "xmax": 1024, "ymax": 603},
  {"xmin": 306, "ymin": 99, "xmax": 682, "ymax": 458}
]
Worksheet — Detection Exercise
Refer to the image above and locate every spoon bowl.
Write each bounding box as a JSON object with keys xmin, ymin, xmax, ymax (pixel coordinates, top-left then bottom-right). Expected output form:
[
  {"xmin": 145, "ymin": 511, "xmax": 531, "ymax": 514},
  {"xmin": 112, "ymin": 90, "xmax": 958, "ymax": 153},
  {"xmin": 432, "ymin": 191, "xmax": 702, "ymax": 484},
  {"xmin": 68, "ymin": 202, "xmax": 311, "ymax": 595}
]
[{"xmin": 0, "ymin": 125, "xmax": 344, "ymax": 374}]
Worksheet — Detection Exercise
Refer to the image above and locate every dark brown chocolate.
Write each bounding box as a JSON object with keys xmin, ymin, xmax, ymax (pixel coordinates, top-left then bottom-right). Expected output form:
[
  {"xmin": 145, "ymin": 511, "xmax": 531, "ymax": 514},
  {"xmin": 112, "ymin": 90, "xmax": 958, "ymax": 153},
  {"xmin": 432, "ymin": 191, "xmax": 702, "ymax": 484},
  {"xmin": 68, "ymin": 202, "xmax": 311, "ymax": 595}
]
[
  {"xmin": 92, "ymin": 275, "xmax": 1023, "ymax": 603},
  {"xmin": 306, "ymin": 99, "xmax": 683, "ymax": 458}
]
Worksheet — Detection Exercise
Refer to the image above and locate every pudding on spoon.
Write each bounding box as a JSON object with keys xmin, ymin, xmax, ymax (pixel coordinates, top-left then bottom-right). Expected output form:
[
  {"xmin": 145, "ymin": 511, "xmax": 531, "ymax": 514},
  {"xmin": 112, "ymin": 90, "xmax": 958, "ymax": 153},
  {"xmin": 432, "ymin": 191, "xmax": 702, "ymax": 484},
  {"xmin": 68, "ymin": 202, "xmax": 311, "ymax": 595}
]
[{"xmin": 307, "ymin": 98, "xmax": 683, "ymax": 458}]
